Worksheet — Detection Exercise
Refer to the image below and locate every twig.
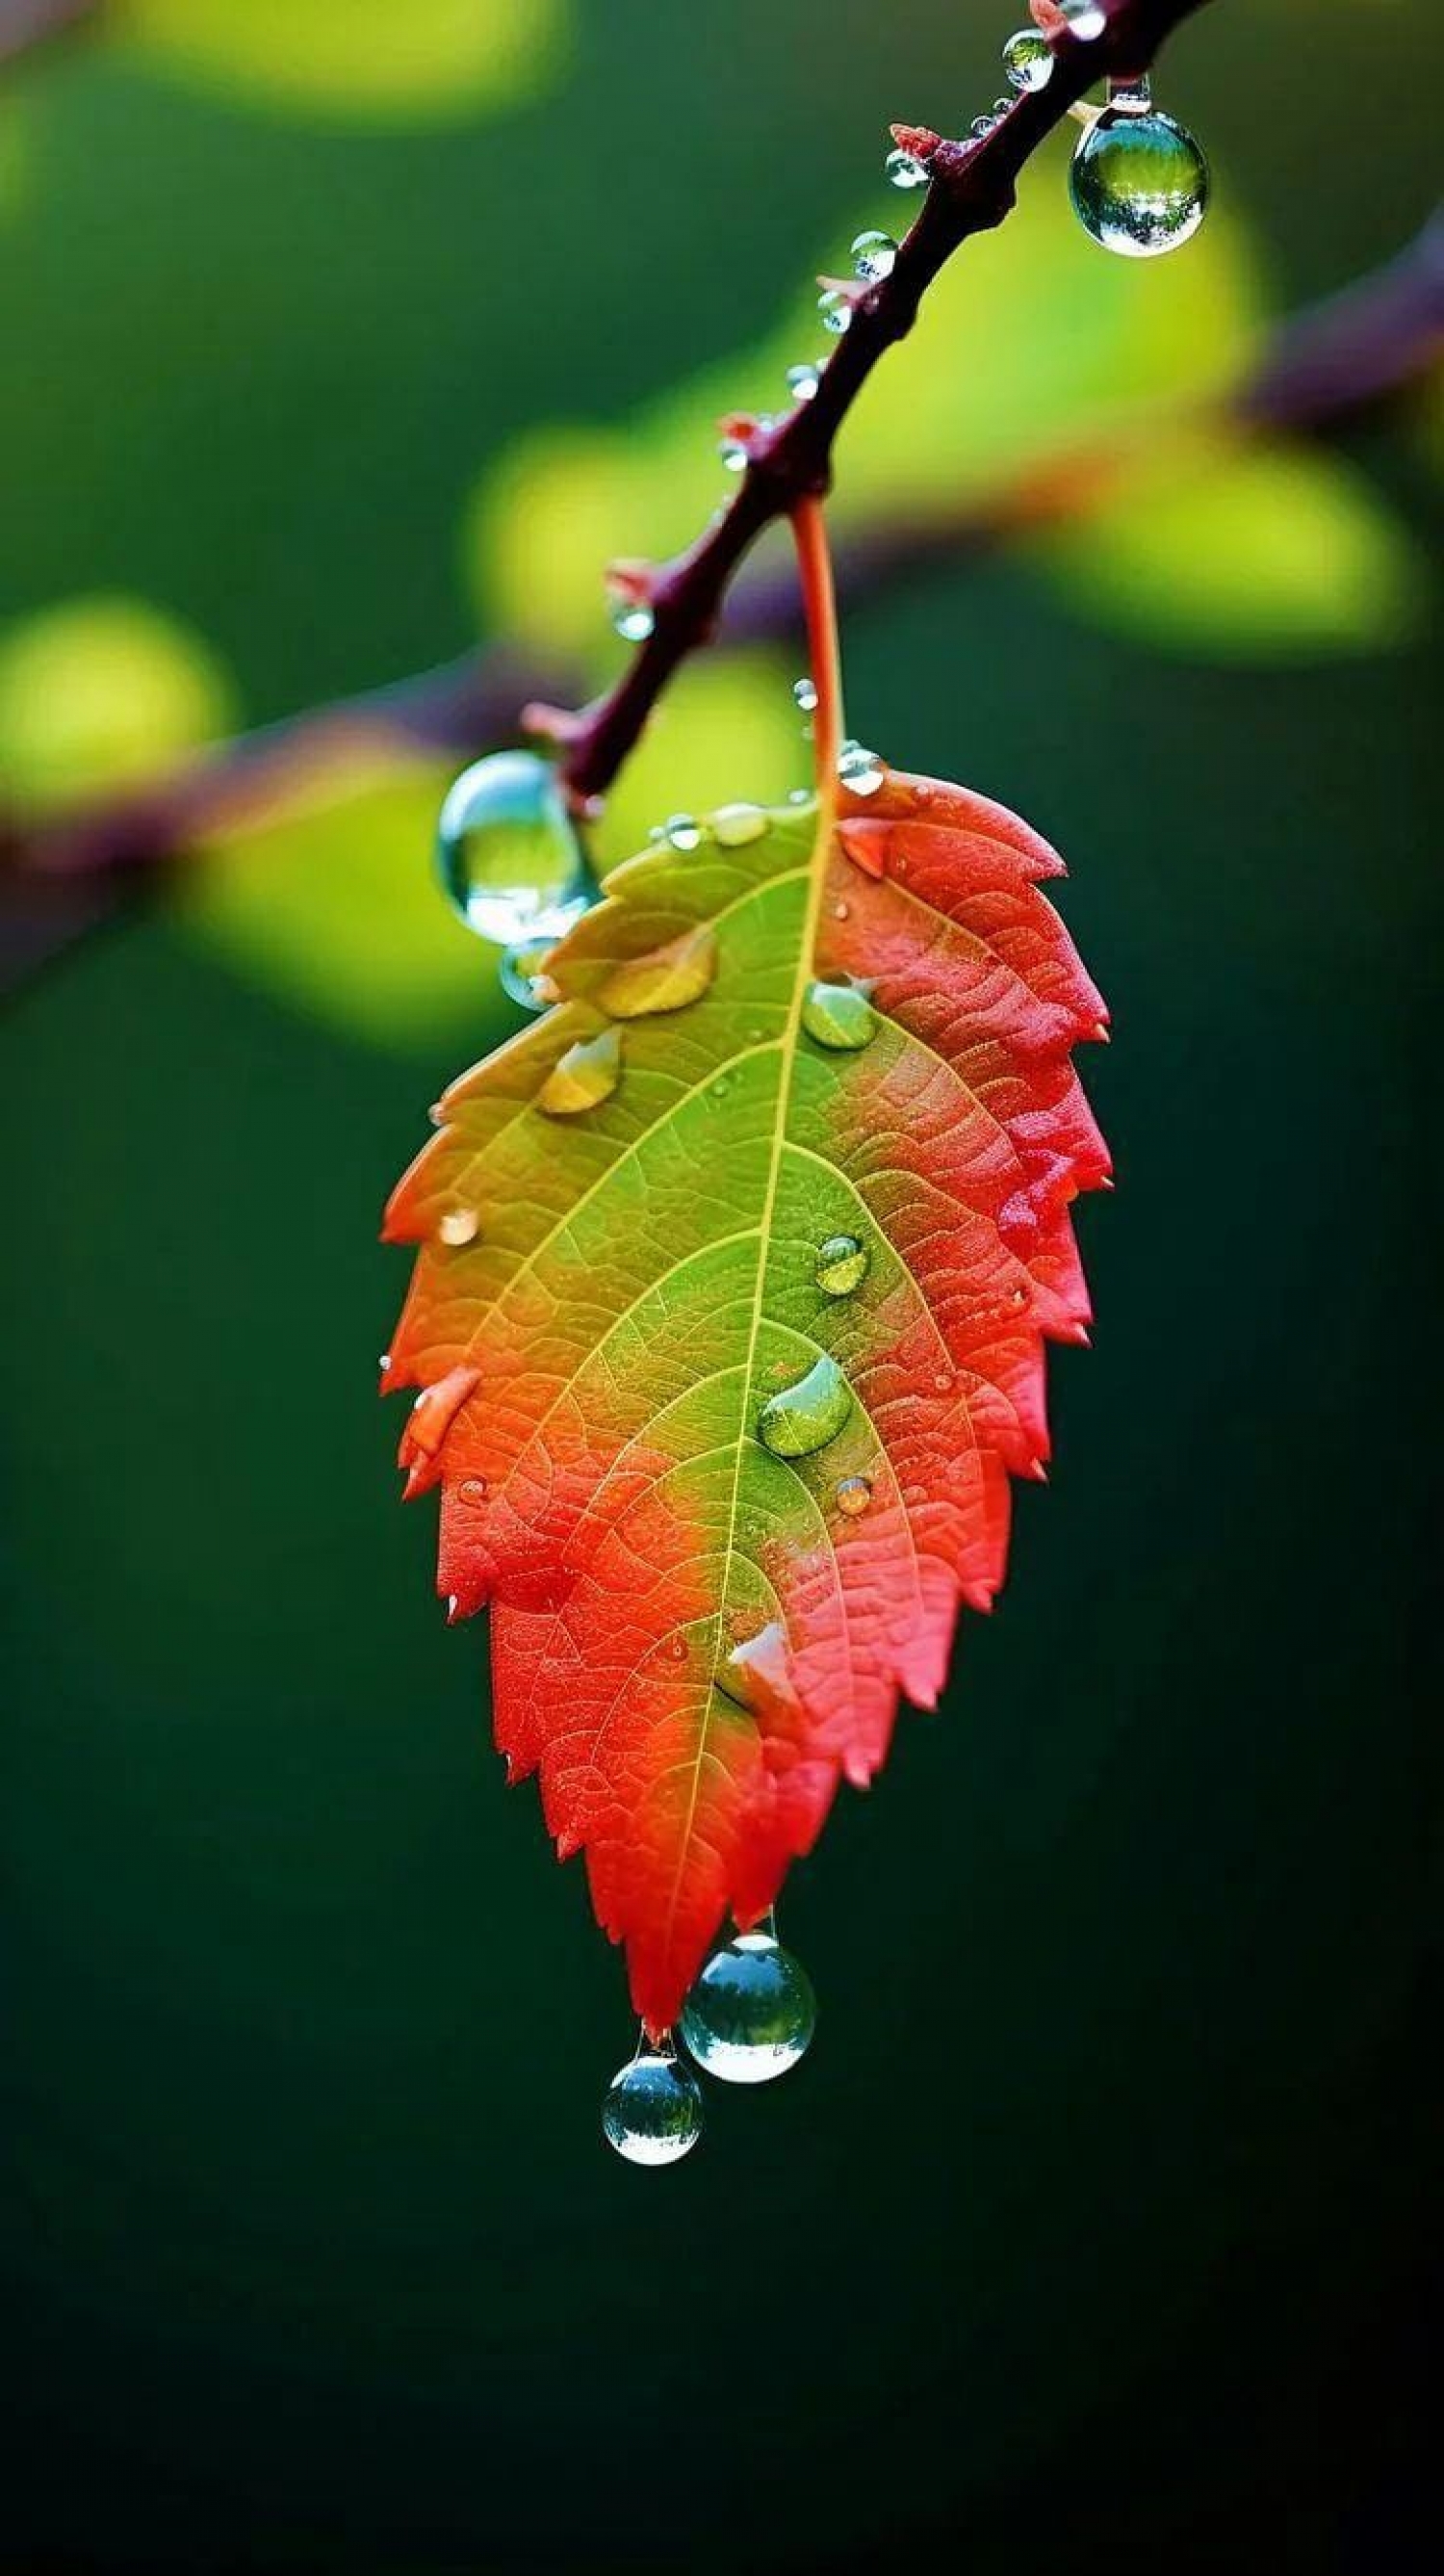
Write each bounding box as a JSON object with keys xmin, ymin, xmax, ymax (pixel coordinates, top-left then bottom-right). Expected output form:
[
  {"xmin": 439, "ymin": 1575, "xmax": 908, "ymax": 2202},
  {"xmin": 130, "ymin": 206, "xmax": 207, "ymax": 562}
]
[{"xmin": 541, "ymin": 0, "xmax": 1220, "ymax": 806}]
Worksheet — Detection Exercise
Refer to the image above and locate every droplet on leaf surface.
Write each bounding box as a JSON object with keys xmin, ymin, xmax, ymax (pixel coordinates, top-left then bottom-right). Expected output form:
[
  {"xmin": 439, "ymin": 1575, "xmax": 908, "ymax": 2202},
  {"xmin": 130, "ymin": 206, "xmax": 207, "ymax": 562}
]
[
  {"xmin": 680, "ymin": 1931, "xmax": 816, "ymax": 2084},
  {"xmin": 711, "ymin": 801, "xmax": 768, "ymax": 847},
  {"xmin": 836, "ymin": 1474, "xmax": 873, "ymax": 1518},
  {"xmin": 538, "ymin": 1026, "xmax": 622, "ymax": 1117},
  {"xmin": 838, "ymin": 743, "xmax": 886, "ymax": 795},
  {"xmin": 436, "ymin": 749, "xmax": 592, "ymax": 947},
  {"xmin": 801, "ymin": 979, "xmax": 878, "ymax": 1053},
  {"xmin": 602, "ymin": 922, "xmax": 718, "ymax": 1018},
  {"xmin": 814, "ymin": 1234, "xmax": 869, "ymax": 1298},
  {"xmin": 437, "ymin": 1206, "xmax": 479, "ymax": 1246},
  {"xmin": 602, "ymin": 2042, "xmax": 704, "ymax": 2165},
  {"xmin": 1070, "ymin": 107, "xmax": 1209, "ymax": 257},
  {"xmin": 757, "ymin": 1352, "xmax": 853, "ymax": 1458}
]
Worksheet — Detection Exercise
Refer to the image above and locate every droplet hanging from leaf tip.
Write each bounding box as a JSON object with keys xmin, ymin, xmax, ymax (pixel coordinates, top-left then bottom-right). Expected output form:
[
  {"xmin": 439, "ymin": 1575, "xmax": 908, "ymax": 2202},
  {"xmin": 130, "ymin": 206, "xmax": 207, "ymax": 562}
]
[
  {"xmin": 680, "ymin": 1932, "xmax": 816, "ymax": 2084},
  {"xmin": 602, "ymin": 2040, "xmax": 704, "ymax": 2166}
]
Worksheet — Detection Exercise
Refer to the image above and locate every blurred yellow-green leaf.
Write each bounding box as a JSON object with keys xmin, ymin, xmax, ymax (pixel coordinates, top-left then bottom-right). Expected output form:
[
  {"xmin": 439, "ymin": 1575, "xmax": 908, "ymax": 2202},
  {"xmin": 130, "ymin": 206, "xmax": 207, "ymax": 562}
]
[
  {"xmin": 1035, "ymin": 438, "xmax": 1427, "ymax": 656},
  {"xmin": 467, "ymin": 172, "xmax": 1269, "ymax": 659},
  {"xmin": 116, "ymin": 0, "xmax": 570, "ymax": 125},
  {"xmin": 0, "ymin": 595, "xmax": 236, "ymax": 807},
  {"xmin": 174, "ymin": 755, "xmax": 494, "ymax": 1052},
  {"xmin": 589, "ymin": 649, "xmax": 801, "ymax": 872}
]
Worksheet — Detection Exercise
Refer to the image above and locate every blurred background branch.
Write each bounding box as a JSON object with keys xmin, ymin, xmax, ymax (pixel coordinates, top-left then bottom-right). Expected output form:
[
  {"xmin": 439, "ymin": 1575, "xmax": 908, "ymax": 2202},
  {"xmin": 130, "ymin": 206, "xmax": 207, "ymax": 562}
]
[
  {"xmin": 1, "ymin": 208, "xmax": 1439, "ymax": 990},
  {"xmin": 0, "ymin": 0, "xmax": 99, "ymax": 70}
]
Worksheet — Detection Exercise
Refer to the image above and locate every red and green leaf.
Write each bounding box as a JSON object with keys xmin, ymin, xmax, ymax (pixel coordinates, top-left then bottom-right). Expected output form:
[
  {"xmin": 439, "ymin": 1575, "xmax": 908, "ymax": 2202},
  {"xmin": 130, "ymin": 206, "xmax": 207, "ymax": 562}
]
[{"xmin": 383, "ymin": 767, "xmax": 1109, "ymax": 2033}]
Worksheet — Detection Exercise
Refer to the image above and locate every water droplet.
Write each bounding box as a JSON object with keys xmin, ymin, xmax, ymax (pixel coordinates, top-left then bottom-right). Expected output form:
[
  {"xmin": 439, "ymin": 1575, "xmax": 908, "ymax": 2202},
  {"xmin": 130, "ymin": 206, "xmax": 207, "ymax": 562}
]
[
  {"xmin": 758, "ymin": 1352, "xmax": 853, "ymax": 1458},
  {"xmin": 610, "ymin": 599, "xmax": 655, "ymax": 642},
  {"xmin": 1070, "ymin": 104, "xmax": 1209, "ymax": 256},
  {"xmin": 1002, "ymin": 27, "xmax": 1052, "ymax": 91},
  {"xmin": 787, "ymin": 787, "xmax": 812, "ymax": 806},
  {"xmin": 459, "ymin": 1475, "xmax": 488, "ymax": 1504},
  {"xmin": 815, "ymin": 1234, "xmax": 869, "ymax": 1298},
  {"xmin": 499, "ymin": 936, "xmax": 560, "ymax": 1012},
  {"xmin": 718, "ymin": 432, "xmax": 749, "ymax": 475},
  {"xmin": 992, "ymin": 98, "xmax": 1015, "ymax": 117},
  {"xmin": 602, "ymin": 2040, "xmax": 703, "ymax": 2165},
  {"xmin": 538, "ymin": 1026, "xmax": 622, "ymax": 1117},
  {"xmin": 838, "ymin": 742, "xmax": 886, "ymax": 795},
  {"xmin": 436, "ymin": 749, "xmax": 593, "ymax": 948},
  {"xmin": 801, "ymin": 979, "xmax": 878, "ymax": 1053},
  {"xmin": 377, "ymin": 1351, "xmax": 392, "ymax": 1375},
  {"xmin": 793, "ymin": 676, "xmax": 819, "ymax": 714},
  {"xmin": 836, "ymin": 1474, "xmax": 873, "ymax": 1518},
  {"xmin": 851, "ymin": 229, "xmax": 898, "ymax": 283},
  {"xmin": 680, "ymin": 1931, "xmax": 816, "ymax": 2084},
  {"xmin": 715, "ymin": 1621, "xmax": 791, "ymax": 1714},
  {"xmin": 817, "ymin": 288, "xmax": 853, "ymax": 336},
  {"xmin": 885, "ymin": 145, "xmax": 928, "ymax": 191},
  {"xmin": 663, "ymin": 813, "xmax": 704, "ymax": 852},
  {"xmin": 712, "ymin": 801, "xmax": 768, "ymax": 848},
  {"xmin": 437, "ymin": 1206, "xmax": 479, "ymax": 1247},
  {"xmin": 786, "ymin": 360, "xmax": 821, "ymax": 403},
  {"xmin": 970, "ymin": 113, "xmax": 998, "ymax": 139},
  {"xmin": 602, "ymin": 922, "xmax": 717, "ymax": 1018},
  {"xmin": 1059, "ymin": 0, "xmax": 1106, "ymax": 37},
  {"xmin": 934, "ymin": 1368, "xmax": 956, "ymax": 1394},
  {"xmin": 832, "ymin": 899, "xmax": 849, "ymax": 922}
]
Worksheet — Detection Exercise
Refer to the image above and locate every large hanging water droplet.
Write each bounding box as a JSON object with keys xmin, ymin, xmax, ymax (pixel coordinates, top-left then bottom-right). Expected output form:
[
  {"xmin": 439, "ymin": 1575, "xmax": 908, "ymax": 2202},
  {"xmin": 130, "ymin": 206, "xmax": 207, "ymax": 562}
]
[
  {"xmin": 1070, "ymin": 103, "xmax": 1209, "ymax": 257},
  {"xmin": 817, "ymin": 288, "xmax": 853, "ymax": 336},
  {"xmin": 436, "ymin": 750, "xmax": 593, "ymax": 948},
  {"xmin": 538, "ymin": 1025, "xmax": 622, "ymax": 1117},
  {"xmin": 602, "ymin": 2039, "xmax": 704, "ymax": 2165},
  {"xmin": 680, "ymin": 1930, "xmax": 816, "ymax": 2084},
  {"xmin": 1002, "ymin": 27, "xmax": 1052, "ymax": 91},
  {"xmin": 801, "ymin": 979, "xmax": 878, "ymax": 1053},
  {"xmin": 1058, "ymin": 0, "xmax": 1106, "ymax": 36},
  {"xmin": 757, "ymin": 1352, "xmax": 853, "ymax": 1458},
  {"xmin": 851, "ymin": 229, "xmax": 898, "ymax": 283},
  {"xmin": 815, "ymin": 1234, "xmax": 869, "ymax": 1297},
  {"xmin": 885, "ymin": 145, "xmax": 928, "ymax": 191}
]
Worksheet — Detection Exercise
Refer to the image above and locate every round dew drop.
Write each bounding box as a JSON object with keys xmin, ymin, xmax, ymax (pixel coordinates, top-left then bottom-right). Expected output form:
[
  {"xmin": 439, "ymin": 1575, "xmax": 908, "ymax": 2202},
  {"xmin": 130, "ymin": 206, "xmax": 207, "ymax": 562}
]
[
  {"xmin": 836, "ymin": 1474, "xmax": 873, "ymax": 1518},
  {"xmin": 1002, "ymin": 28, "xmax": 1052, "ymax": 91},
  {"xmin": 681, "ymin": 1932, "xmax": 816, "ymax": 2084},
  {"xmin": 802, "ymin": 979, "xmax": 878, "ymax": 1053},
  {"xmin": 885, "ymin": 146, "xmax": 928, "ymax": 191},
  {"xmin": 815, "ymin": 1234, "xmax": 869, "ymax": 1298},
  {"xmin": 1059, "ymin": 0, "xmax": 1107, "ymax": 36},
  {"xmin": 610, "ymin": 599, "xmax": 655, "ymax": 642},
  {"xmin": 602, "ymin": 2045, "xmax": 704, "ymax": 2165},
  {"xmin": 437, "ymin": 1206, "xmax": 479, "ymax": 1247},
  {"xmin": 817, "ymin": 288, "xmax": 853, "ymax": 336},
  {"xmin": 838, "ymin": 742, "xmax": 885, "ymax": 795},
  {"xmin": 498, "ymin": 936, "xmax": 559, "ymax": 1012},
  {"xmin": 436, "ymin": 749, "xmax": 593, "ymax": 949},
  {"xmin": 793, "ymin": 676, "xmax": 819, "ymax": 714},
  {"xmin": 1070, "ymin": 106, "xmax": 1210, "ymax": 257},
  {"xmin": 786, "ymin": 361, "xmax": 821, "ymax": 403},
  {"xmin": 664, "ymin": 813, "xmax": 704, "ymax": 852},
  {"xmin": 851, "ymin": 229, "xmax": 898, "ymax": 283}
]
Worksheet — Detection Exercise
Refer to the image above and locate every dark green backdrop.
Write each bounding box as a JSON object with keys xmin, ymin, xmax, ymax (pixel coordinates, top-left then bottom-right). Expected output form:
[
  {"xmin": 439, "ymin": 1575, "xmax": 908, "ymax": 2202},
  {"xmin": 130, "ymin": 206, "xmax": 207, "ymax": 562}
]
[{"xmin": 2, "ymin": 4, "xmax": 1439, "ymax": 2570}]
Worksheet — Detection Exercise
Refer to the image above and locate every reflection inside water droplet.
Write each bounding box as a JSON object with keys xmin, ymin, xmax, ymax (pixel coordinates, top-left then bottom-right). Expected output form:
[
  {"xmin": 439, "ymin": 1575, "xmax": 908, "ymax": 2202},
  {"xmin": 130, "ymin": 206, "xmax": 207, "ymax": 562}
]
[
  {"xmin": 836, "ymin": 1474, "xmax": 873, "ymax": 1518},
  {"xmin": 538, "ymin": 1026, "xmax": 622, "ymax": 1117},
  {"xmin": 602, "ymin": 2038, "xmax": 704, "ymax": 2166},
  {"xmin": 437, "ymin": 1207, "xmax": 479, "ymax": 1247},
  {"xmin": 680, "ymin": 1932, "xmax": 816, "ymax": 2083}
]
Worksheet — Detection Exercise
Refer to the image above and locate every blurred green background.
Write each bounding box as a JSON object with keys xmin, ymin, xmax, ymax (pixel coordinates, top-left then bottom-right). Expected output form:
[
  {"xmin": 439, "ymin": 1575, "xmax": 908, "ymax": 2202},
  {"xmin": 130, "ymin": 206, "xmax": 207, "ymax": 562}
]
[{"xmin": 1, "ymin": 3, "xmax": 1439, "ymax": 2569}]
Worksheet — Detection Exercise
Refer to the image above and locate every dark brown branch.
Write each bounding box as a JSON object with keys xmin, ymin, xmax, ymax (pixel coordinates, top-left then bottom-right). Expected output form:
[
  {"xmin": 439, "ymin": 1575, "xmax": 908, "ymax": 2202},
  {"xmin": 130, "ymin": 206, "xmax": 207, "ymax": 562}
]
[
  {"xmin": 547, "ymin": 0, "xmax": 1220, "ymax": 805},
  {"xmin": 0, "ymin": 0, "xmax": 100, "ymax": 71}
]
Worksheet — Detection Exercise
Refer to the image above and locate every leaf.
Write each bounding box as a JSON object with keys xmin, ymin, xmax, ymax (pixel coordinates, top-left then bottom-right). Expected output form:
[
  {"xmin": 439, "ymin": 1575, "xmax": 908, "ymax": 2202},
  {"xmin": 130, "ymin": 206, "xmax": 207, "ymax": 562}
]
[
  {"xmin": 0, "ymin": 596, "xmax": 235, "ymax": 810},
  {"xmin": 117, "ymin": 0, "xmax": 570, "ymax": 127},
  {"xmin": 1034, "ymin": 438, "xmax": 1428, "ymax": 657},
  {"xmin": 383, "ymin": 765, "xmax": 1109, "ymax": 2033}
]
